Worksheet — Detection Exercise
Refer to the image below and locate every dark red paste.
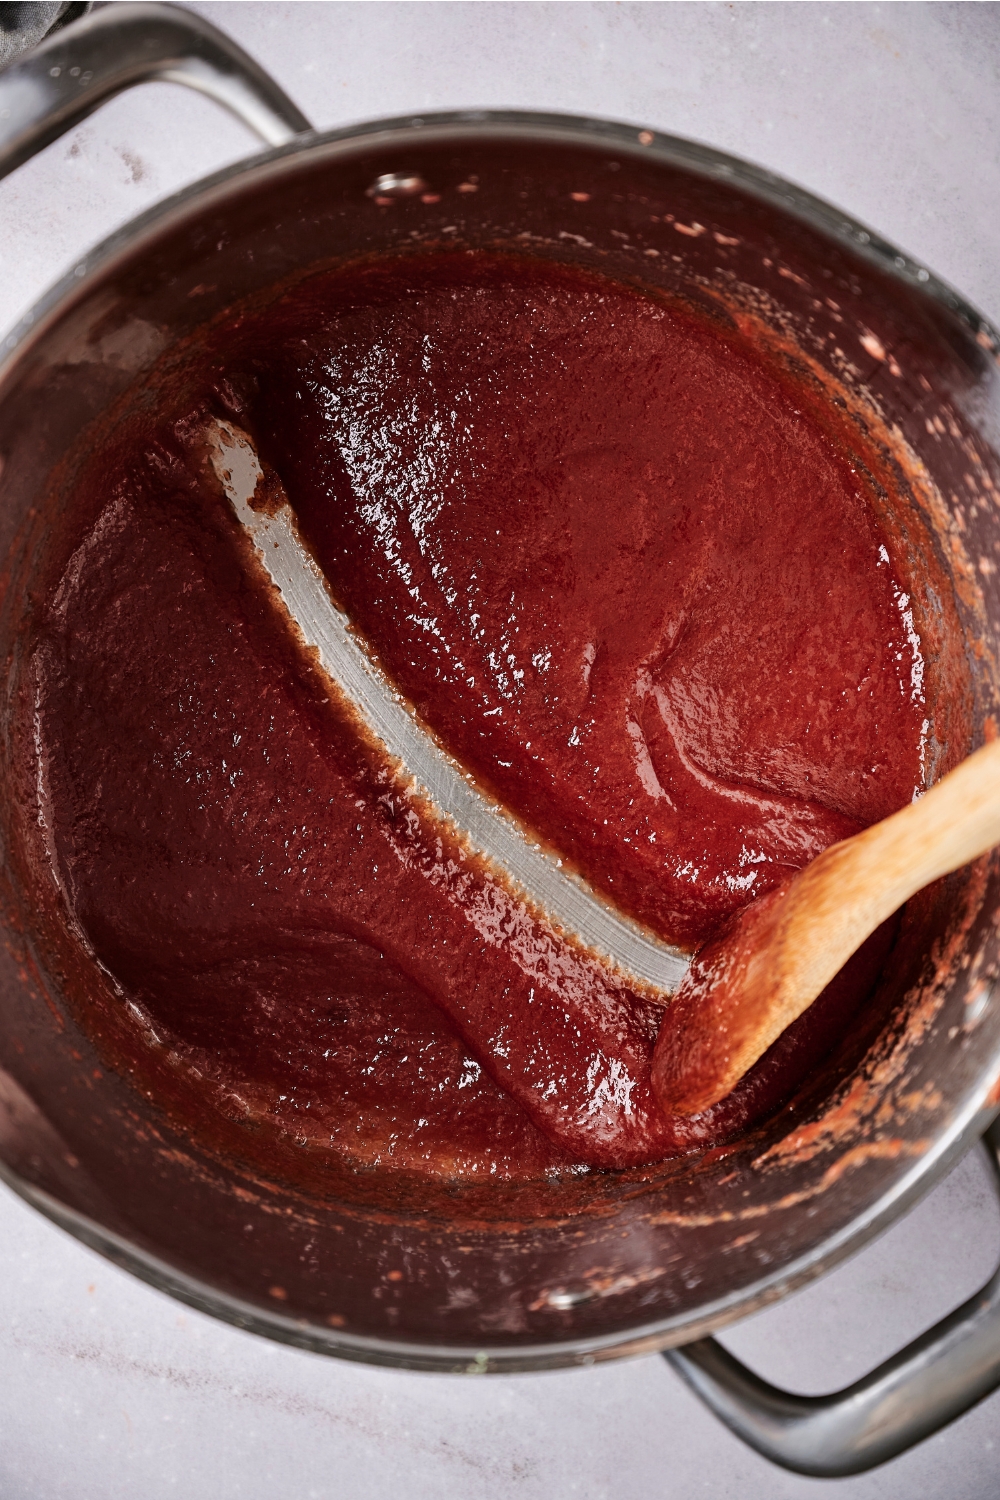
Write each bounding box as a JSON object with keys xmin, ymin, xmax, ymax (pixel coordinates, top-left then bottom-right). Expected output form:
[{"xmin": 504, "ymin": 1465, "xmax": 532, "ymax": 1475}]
[{"xmin": 29, "ymin": 252, "xmax": 929, "ymax": 1176}]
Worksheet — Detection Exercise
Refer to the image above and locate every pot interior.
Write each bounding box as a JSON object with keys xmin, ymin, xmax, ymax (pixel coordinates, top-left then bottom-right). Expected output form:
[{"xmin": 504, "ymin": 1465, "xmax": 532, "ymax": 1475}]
[{"xmin": 1, "ymin": 121, "xmax": 999, "ymax": 1369}]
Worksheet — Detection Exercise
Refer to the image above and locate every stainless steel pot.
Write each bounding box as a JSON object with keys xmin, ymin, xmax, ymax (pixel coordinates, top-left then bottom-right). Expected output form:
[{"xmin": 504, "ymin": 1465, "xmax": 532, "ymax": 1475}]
[{"xmin": 2, "ymin": 4, "xmax": 1000, "ymax": 1477}]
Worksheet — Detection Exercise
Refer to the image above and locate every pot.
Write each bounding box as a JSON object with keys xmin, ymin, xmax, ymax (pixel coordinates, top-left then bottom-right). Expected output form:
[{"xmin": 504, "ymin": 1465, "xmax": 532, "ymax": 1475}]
[{"xmin": 1, "ymin": 4, "xmax": 1000, "ymax": 1477}]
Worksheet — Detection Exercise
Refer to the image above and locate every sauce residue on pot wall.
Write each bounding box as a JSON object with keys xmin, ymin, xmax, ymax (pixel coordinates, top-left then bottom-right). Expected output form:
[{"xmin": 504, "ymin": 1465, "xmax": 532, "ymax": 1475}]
[{"xmin": 20, "ymin": 252, "xmax": 947, "ymax": 1181}]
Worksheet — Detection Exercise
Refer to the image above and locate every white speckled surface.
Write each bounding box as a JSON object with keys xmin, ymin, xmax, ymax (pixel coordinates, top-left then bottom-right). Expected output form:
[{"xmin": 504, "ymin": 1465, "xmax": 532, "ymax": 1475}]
[{"xmin": 1, "ymin": 4, "xmax": 1000, "ymax": 1495}]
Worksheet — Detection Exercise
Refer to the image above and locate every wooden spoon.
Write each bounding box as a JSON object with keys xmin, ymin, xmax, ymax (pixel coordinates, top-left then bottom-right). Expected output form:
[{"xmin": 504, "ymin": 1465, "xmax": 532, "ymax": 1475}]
[{"xmin": 652, "ymin": 738, "xmax": 1000, "ymax": 1117}]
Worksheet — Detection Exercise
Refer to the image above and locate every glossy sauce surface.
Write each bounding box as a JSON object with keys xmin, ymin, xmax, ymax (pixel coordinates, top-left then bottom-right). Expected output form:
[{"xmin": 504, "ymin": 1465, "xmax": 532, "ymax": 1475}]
[{"xmin": 30, "ymin": 253, "xmax": 930, "ymax": 1177}]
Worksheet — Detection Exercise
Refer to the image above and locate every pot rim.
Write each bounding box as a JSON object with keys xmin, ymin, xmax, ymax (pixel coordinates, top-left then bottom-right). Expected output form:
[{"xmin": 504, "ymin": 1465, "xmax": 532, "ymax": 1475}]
[
  {"xmin": 2, "ymin": 106, "xmax": 999, "ymax": 1371},
  {"xmin": 2, "ymin": 1093, "xmax": 996, "ymax": 1373},
  {"xmin": 2, "ymin": 106, "xmax": 998, "ymax": 375}
]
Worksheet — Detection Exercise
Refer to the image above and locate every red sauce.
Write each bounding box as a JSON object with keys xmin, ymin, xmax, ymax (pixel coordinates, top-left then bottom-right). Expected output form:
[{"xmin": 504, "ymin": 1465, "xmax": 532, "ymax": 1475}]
[{"xmin": 28, "ymin": 253, "xmax": 929, "ymax": 1176}]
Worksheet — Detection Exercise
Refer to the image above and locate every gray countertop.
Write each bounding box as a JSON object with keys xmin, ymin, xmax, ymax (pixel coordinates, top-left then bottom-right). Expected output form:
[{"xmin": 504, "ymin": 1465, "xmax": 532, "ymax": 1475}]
[{"xmin": 2, "ymin": 4, "xmax": 999, "ymax": 1496}]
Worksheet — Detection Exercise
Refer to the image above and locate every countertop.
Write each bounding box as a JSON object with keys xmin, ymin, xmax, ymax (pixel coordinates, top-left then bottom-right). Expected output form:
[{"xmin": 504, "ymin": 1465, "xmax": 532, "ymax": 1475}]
[{"xmin": 1, "ymin": 4, "xmax": 1000, "ymax": 1496}]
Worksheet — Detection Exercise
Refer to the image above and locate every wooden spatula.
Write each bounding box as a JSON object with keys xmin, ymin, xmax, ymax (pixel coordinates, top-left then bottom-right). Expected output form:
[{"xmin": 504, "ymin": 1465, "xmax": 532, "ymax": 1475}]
[{"xmin": 652, "ymin": 738, "xmax": 1000, "ymax": 1117}]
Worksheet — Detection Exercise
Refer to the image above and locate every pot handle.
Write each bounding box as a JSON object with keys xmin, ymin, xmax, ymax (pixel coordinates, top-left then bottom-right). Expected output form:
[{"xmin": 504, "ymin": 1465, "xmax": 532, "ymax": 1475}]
[
  {"xmin": 664, "ymin": 1116, "xmax": 1000, "ymax": 1476},
  {"xmin": 0, "ymin": 0, "xmax": 312, "ymax": 184}
]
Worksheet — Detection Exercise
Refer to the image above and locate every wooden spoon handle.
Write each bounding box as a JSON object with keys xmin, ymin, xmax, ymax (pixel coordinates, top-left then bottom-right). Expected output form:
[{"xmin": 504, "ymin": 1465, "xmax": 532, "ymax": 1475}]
[
  {"xmin": 792, "ymin": 737, "xmax": 1000, "ymax": 980},
  {"xmin": 652, "ymin": 738, "xmax": 1000, "ymax": 1117}
]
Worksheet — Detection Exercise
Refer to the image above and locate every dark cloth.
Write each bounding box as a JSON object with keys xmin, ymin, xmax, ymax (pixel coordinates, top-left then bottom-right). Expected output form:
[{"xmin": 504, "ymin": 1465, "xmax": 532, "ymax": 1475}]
[{"xmin": 0, "ymin": 2, "xmax": 89, "ymax": 71}]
